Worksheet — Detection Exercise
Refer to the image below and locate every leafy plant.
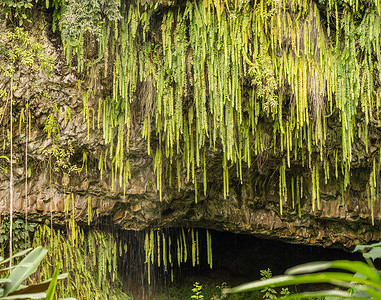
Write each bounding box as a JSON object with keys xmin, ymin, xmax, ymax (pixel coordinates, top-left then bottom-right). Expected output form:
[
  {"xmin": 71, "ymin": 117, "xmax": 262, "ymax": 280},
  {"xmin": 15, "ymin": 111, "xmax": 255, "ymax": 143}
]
[
  {"xmin": 0, "ymin": 219, "xmax": 37, "ymax": 254},
  {"xmin": 60, "ymin": 0, "xmax": 122, "ymax": 71},
  {"xmin": 226, "ymin": 242, "xmax": 381, "ymax": 299},
  {"xmin": 259, "ymin": 269, "xmax": 278, "ymax": 299},
  {"xmin": 61, "ymin": 0, "xmax": 121, "ymax": 41},
  {"xmin": 38, "ymin": 99, "xmax": 81, "ymax": 185},
  {"xmin": 0, "ymin": 155, "xmax": 9, "ymax": 173},
  {"xmin": 0, "ymin": 25, "xmax": 54, "ymax": 268},
  {"xmin": 0, "ymin": 0, "xmax": 34, "ymax": 26},
  {"xmin": 191, "ymin": 282, "xmax": 204, "ymax": 300},
  {"xmin": 32, "ymin": 224, "xmax": 130, "ymax": 299},
  {"xmin": 0, "ymin": 27, "xmax": 54, "ymax": 74},
  {"xmin": 158, "ymin": 281, "xmax": 259, "ymax": 300},
  {"xmin": 0, "ymin": 247, "xmax": 70, "ymax": 299},
  {"xmin": 354, "ymin": 242, "xmax": 381, "ymax": 262}
]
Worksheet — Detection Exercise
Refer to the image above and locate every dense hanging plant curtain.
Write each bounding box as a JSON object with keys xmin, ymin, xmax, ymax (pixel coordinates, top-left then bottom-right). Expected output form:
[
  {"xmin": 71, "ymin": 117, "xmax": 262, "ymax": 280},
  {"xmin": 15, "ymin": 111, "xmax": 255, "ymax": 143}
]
[{"xmin": 59, "ymin": 0, "xmax": 381, "ymax": 223}]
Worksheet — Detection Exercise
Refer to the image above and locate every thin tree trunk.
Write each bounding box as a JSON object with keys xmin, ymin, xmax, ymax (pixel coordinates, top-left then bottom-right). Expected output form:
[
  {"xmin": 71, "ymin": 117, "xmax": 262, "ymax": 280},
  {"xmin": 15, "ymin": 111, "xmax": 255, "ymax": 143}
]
[
  {"xmin": 9, "ymin": 75, "xmax": 13, "ymax": 271},
  {"xmin": 25, "ymin": 100, "xmax": 28, "ymax": 249}
]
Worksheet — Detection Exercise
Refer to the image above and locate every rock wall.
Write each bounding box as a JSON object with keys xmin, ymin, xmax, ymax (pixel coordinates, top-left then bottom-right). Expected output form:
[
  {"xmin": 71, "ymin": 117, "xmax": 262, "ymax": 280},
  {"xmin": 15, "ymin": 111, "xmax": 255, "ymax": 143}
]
[{"xmin": 0, "ymin": 6, "xmax": 380, "ymax": 250}]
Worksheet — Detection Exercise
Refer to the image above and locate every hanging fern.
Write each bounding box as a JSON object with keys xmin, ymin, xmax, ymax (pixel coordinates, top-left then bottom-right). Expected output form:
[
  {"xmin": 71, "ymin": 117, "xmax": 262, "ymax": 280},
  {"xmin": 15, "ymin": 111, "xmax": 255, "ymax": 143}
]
[{"xmin": 56, "ymin": 0, "xmax": 381, "ymax": 219}]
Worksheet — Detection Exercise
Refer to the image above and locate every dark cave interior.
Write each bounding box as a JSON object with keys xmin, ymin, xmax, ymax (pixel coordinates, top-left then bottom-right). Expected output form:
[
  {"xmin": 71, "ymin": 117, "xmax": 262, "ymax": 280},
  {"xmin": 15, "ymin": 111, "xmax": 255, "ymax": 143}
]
[{"xmin": 115, "ymin": 227, "xmax": 370, "ymax": 299}]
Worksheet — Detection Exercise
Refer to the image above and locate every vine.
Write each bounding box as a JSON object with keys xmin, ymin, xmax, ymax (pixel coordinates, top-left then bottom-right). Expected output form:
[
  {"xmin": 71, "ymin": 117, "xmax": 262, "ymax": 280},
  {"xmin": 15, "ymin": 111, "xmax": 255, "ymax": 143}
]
[
  {"xmin": 144, "ymin": 228, "xmax": 213, "ymax": 284},
  {"xmin": 2, "ymin": 3, "xmax": 381, "ymax": 285},
  {"xmin": 1, "ymin": 0, "xmax": 381, "ymax": 228},
  {"xmin": 0, "ymin": 26, "xmax": 54, "ymax": 270},
  {"xmin": 56, "ymin": 0, "xmax": 381, "ymax": 218},
  {"xmin": 31, "ymin": 223, "xmax": 129, "ymax": 299}
]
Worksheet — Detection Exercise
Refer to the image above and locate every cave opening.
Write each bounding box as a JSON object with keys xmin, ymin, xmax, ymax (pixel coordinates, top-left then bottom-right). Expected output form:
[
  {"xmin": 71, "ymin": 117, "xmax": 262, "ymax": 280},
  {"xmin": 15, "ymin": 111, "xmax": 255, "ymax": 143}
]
[{"xmin": 114, "ymin": 227, "xmax": 367, "ymax": 300}]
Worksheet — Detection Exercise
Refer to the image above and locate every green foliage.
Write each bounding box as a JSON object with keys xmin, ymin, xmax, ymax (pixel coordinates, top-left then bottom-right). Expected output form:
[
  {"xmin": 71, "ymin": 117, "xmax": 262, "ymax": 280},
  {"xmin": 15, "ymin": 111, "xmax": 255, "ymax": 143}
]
[
  {"xmin": 60, "ymin": 0, "xmax": 122, "ymax": 71},
  {"xmin": 258, "ymin": 269, "xmax": 291, "ymax": 299},
  {"xmin": 0, "ymin": 0, "xmax": 34, "ymax": 26},
  {"xmin": 0, "ymin": 155, "xmax": 9, "ymax": 173},
  {"xmin": 0, "ymin": 26, "xmax": 54, "ymax": 161},
  {"xmin": 0, "ymin": 247, "xmax": 69, "ymax": 299},
  {"xmin": 191, "ymin": 282, "xmax": 204, "ymax": 300},
  {"xmin": 280, "ymin": 288, "xmax": 291, "ymax": 297},
  {"xmin": 62, "ymin": 0, "xmax": 381, "ymax": 221},
  {"xmin": 0, "ymin": 219, "xmax": 37, "ymax": 255},
  {"xmin": 260, "ymin": 269, "xmax": 278, "ymax": 299},
  {"xmin": 61, "ymin": 0, "xmax": 121, "ymax": 40},
  {"xmin": 40, "ymin": 103, "xmax": 81, "ymax": 183},
  {"xmin": 354, "ymin": 242, "xmax": 381, "ymax": 261},
  {"xmin": 45, "ymin": 266, "xmax": 60, "ymax": 300},
  {"xmin": 226, "ymin": 243, "xmax": 381, "ymax": 299},
  {"xmin": 0, "ymin": 27, "xmax": 54, "ymax": 75},
  {"xmin": 41, "ymin": 143, "xmax": 81, "ymax": 179},
  {"xmin": 31, "ymin": 223, "xmax": 130, "ymax": 299},
  {"xmin": 249, "ymin": 53, "xmax": 278, "ymax": 112},
  {"xmin": 144, "ymin": 228, "xmax": 212, "ymax": 285},
  {"xmin": 158, "ymin": 281, "xmax": 259, "ymax": 300}
]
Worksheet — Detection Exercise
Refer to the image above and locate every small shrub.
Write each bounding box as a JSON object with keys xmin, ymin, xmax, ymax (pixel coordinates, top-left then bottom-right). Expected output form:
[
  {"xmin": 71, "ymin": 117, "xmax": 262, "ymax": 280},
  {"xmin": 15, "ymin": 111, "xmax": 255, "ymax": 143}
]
[{"xmin": 191, "ymin": 282, "xmax": 204, "ymax": 300}]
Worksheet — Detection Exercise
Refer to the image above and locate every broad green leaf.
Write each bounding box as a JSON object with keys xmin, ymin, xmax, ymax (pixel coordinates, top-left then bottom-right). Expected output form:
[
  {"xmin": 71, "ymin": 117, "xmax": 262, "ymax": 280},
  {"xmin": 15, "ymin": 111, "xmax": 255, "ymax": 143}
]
[
  {"xmin": 354, "ymin": 285, "xmax": 381, "ymax": 298},
  {"xmin": 45, "ymin": 267, "xmax": 59, "ymax": 300},
  {"xmin": 0, "ymin": 263, "xmax": 33, "ymax": 272},
  {"xmin": 286, "ymin": 261, "xmax": 332, "ymax": 274},
  {"xmin": 0, "ymin": 264, "xmax": 34, "ymax": 277},
  {"xmin": 363, "ymin": 248, "xmax": 381, "ymax": 261},
  {"xmin": 3, "ymin": 247, "xmax": 47, "ymax": 296},
  {"xmin": 8, "ymin": 274, "xmax": 67, "ymax": 296},
  {"xmin": 330, "ymin": 261, "xmax": 381, "ymax": 284},
  {"xmin": 2, "ymin": 292, "xmax": 46, "ymax": 299},
  {"xmin": 276, "ymin": 290, "xmax": 362, "ymax": 299},
  {"xmin": 354, "ymin": 243, "xmax": 381, "ymax": 253},
  {"xmin": 287, "ymin": 261, "xmax": 381, "ymax": 284},
  {"xmin": 351, "ymin": 288, "xmax": 373, "ymax": 299},
  {"xmin": 227, "ymin": 273, "xmax": 381, "ymax": 294},
  {"xmin": 0, "ymin": 248, "xmax": 32, "ymax": 267}
]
